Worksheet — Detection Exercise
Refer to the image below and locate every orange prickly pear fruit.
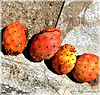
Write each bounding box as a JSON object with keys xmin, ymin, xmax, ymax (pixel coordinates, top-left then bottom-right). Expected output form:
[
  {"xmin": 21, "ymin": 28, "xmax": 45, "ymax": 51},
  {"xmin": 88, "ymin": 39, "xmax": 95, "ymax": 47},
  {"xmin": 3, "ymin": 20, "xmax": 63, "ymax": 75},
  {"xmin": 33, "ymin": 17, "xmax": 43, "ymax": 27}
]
[
  {"xmin": 52, "ymin": 44, "xmax": 77, "ymax": 74},
  {"xmin": 2, "ymin": 22, "xmax": 27, "ymax": 55},
  {"xmin": 72, "ymin": 53, "xmax": 99, "ymax": 82},
  {"xmin": 30, "ymin": 28, "xmax": 62, "ymax": 61}
]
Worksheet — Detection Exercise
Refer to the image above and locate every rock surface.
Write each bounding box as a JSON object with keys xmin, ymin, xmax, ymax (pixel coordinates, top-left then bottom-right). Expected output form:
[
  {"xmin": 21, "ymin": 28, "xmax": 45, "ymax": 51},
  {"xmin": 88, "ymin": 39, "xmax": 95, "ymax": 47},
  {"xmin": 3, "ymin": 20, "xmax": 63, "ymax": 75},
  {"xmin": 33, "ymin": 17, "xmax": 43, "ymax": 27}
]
[
  {"xmin": 1, "ymin": 1, "xmax": 63, "ymax": 39},
  {"xmin": 0, "ymin": 0, "xmax": 100, "ymax": 95}
]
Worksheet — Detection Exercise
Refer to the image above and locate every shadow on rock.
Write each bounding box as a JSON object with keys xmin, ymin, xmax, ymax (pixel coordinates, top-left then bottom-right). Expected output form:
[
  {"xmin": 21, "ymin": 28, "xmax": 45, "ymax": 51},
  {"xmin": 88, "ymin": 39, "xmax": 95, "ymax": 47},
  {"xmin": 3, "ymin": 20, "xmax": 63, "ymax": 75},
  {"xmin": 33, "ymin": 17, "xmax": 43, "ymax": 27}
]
[
  {"xmin": 44, "ymin": 58, "xmax": 60, "ymax": 75},
  {"xmin": 67, "ymin": 55, "xmax": 83, "ymax": 83},
  {"xmin": 23, "ymin": 34, "xmax": 42, "ymax": 62},
  {"xmin": 76, "ymin": 55, "xmax": 81, "ymax": 59},
  {"xmin": 1, "ymin": 27, "xmax": 8, "ymax": 55},
  {"xmin": 67, "ymin": 70, "xmax": 83, "ymax": 83}
]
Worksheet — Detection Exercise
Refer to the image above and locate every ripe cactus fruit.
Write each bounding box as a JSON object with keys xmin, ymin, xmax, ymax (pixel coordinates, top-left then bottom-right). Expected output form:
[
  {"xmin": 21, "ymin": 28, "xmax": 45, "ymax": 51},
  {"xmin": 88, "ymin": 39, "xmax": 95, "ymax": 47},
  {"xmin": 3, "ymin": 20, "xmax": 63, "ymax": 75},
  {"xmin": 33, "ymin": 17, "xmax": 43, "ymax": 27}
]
[
  {"xmin": 52, "ymin": 44, "xmax": 77, "ymax": 74},
  {"xmin": 72, "ymin": 53, "xmax": 99, "ymax": 82},
  {"xmin": 2, "ymin": 22, "xmax": 27, "ymax": 55},
  {"xmin": 30, "ymin": 28, "xmax": 62, "ymax": 61}
]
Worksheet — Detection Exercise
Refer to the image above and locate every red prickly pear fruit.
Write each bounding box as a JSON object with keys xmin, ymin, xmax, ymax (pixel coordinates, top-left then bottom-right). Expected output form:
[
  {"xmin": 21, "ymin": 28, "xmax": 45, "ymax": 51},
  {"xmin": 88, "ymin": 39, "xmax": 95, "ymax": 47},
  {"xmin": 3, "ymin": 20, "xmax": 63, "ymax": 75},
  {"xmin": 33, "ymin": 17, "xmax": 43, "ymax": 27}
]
[
  {"xmin": 30, "ymin": 28, "xmax": 63, "ymax": 61},
  {"xmin": 2, "ymin": 22, "xmax": 27, "ymax": 55},
  {"xmin": 72, "ymin": 53, "xmax": 99, "ymax": 82},
  {"xmin": 52, "ymin": 44, "xmax": 77, "ymax": 74}
]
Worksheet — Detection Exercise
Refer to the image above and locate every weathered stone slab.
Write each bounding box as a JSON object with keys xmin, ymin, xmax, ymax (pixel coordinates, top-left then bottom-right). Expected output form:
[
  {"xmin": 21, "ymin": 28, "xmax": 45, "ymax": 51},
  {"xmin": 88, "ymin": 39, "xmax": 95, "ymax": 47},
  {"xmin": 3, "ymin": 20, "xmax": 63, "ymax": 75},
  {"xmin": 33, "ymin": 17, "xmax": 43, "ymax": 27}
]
[
  {"xmin": 0, "ymin": 54, "xmax": 99, "ymax": 95},
  {"xmin": 56, "ymin": 0, "xmax": 93, "ymax": 38},
  {"xmin": 59, "ymin": 0, "xmax": 100, "ymax": 56},
  {"xmin": 1, "ymin": 1, "xmax": 63, "ymax": 39}
]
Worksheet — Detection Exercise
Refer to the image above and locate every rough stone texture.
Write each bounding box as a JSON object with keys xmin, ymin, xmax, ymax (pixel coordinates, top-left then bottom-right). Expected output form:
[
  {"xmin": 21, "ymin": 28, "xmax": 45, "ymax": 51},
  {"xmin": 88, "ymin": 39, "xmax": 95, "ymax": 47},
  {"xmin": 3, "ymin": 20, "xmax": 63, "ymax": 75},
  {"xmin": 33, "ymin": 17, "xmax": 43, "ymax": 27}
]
[
  {"xmin": 1, "ymin": 1, "xmax": 63, "ymax": 39},
  {"xmin": 56, "ymin": 0, "xmax": 93, "ymax": 38},
  {"xmin": 0, "ymin": 0, "xmax": 100, "ymax": 95},
  {"xmin": 60, "ymin": 0, "xmax": 100, "ymax": 56},
  {"xmin": 0, "ymin": 54, "xmax": 99, "ymax": 95}
]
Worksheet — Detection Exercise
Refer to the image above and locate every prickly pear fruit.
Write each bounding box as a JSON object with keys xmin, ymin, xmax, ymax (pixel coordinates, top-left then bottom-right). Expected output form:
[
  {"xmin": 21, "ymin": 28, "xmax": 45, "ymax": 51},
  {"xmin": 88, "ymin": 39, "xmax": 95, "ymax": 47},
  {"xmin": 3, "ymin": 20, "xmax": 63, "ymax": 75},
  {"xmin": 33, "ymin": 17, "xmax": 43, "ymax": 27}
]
[
  {"xmin": 30, "ymin": 28, "xmax": 62, "ymax": 61},
  {"xmin": 2, "ymin": 22, "xmax": 27, "ymax": 55},
  {"xmin": 72, "ymin": 53, "xmax": 99, "ymax": 82},
  {"xmin": 52, "ymin": 44, "xmax": 77, "ymax": 74}
]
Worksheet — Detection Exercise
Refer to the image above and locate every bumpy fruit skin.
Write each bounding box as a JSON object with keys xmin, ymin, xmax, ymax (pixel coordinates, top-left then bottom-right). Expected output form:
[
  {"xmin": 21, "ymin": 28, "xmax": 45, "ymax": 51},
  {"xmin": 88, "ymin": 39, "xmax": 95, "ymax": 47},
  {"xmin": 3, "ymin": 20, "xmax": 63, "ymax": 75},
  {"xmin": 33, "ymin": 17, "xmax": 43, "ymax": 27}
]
[
  {"xmin": 72, "ymin": 53, "xmax": 99, "ymax": 82},
  {"xmin": 30, "ymin": 28, "xmax": 62, "ymax": 61},
  {"xmin": 2, "ymin": 22, "xmax": 27, "ymax": 55},
  {"xmin": 52, "ymin": 44, "xmax": 77, "ymax": 74}
]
